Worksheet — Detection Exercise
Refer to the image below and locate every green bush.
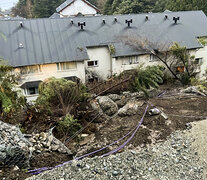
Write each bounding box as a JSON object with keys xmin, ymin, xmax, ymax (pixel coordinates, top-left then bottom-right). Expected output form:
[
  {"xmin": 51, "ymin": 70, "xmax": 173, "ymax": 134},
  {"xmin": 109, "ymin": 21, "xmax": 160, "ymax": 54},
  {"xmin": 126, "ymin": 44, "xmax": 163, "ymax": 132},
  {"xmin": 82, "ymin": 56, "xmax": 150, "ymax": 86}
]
[
  {"xmin": 56, "ymin": 114, "xmax": 81, "ymax": 138},
  {"xmin": 132, "ymin": 65, "xmax": 164, "ymax": 96},
  {"xmin": 0, "ymin": 61, "xmax": 26, "ymax": 116},
  {"xmin": 36, "ymin": 77, "xmax": 90, "ymax": 116},
  {"xmin": 180, "ymin": 72, "xmax": 191, "ymax": 85}
]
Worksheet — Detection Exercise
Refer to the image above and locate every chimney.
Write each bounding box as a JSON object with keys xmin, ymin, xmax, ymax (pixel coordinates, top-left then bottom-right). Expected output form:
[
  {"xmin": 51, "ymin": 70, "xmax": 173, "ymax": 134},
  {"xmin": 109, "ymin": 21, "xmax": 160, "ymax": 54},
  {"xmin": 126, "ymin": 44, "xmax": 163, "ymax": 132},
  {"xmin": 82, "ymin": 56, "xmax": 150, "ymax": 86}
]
[
  {"xmin": 125, "ymin": 19, "xmax": 133, "ymax": 27},
  {"xmin": 173, "ymin": 17, "xmax": 180, "ymax": 24},
  {"xmin": 78, "ymin": 22, "xmax": 86, "ymax": 30}
]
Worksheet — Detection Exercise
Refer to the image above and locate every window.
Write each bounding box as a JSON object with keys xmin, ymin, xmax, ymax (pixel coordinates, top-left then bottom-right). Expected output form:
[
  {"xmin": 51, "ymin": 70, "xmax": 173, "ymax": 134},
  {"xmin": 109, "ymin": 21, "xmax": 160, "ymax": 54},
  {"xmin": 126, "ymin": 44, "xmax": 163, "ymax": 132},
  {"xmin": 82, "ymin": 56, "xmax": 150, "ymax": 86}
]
[
  {"xmin": 57, "ymin": 62, "xmax": 77, "ymax": 71},
  {"xmin": 20, "ymin": 65, "xmax": 40, "ymax": 74},
  {"xmin": 176, "ymin": 66, "xmax": 185, "ymax": 73},
  {"xmin": 194, "ymin": 58, "xmax": 203, "ymax": 65},
  {"xmin": 87, "ymin": 60, "xmax": 98, "ymax": 67},
  {"xmin": 27, "ymin": 87, "xmax": 38, "ymax": 95},
  {"xmin": 122, "ymin": 56, "xmax": 139, "ymax": 65}
]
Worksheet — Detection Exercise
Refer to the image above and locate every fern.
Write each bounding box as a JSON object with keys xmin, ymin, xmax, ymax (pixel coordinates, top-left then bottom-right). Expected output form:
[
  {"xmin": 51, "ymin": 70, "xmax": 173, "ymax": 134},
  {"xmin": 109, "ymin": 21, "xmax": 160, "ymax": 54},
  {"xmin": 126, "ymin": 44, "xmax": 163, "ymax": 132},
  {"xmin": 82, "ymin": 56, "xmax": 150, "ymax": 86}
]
[{"xmin": 132, "ymin": 65, "xmax": 164, "ymax": 96}]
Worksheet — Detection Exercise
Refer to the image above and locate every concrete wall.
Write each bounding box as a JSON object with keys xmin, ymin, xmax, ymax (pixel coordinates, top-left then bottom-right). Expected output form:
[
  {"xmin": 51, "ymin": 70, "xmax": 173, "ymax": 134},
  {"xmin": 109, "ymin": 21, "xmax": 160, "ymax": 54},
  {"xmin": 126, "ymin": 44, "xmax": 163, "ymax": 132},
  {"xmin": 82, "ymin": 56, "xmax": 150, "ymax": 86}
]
[
  {"xmin": 86, "ymin": 47, "xmax": 112, "ymax": 80},
  {"xmin": 60, "ymin": 0, "xmax": 97, "ymax": 17}
]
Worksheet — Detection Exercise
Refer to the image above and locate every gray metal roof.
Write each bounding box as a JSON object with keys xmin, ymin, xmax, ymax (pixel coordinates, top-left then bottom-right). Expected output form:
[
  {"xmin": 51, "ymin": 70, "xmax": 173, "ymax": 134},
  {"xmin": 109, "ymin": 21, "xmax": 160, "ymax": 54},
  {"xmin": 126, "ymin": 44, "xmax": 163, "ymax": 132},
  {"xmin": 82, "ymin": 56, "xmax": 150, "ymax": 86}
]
[
  {"xmin": 0, "ymin": 11, "xmax": 207, "ymax": 67},
  {"xmin": 50, "ymin": 13, "xmax": 61, "ymax": 18},
  {"xmin": 56, "ymin": 0, "xmax": 99, "ymax": 13}
]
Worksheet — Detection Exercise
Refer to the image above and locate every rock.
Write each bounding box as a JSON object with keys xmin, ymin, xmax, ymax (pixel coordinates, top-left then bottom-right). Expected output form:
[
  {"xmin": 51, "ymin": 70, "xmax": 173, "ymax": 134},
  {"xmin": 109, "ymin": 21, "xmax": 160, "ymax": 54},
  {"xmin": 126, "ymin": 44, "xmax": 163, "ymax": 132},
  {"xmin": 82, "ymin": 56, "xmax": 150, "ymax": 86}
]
[
  {"xmin": 112, "ymin": 170, "xmax": 118, "ymax": 176},
  {"xmin": 13, "ymin": 166, "xmax": 20, "ymax": 171},
  {"xmin": 115, "ymin": 98, "xmax": 128, "ymax": 108},
  {"xmin": 51, "ymin": 145, "xmax": 59, "ymax": 151},
  {"xmin": 97, "ymin": 96, "xmax": 118, "ymax": 116},
  {"xmin": 39, "ymin": 132, "xmax": 47, "ymax": 140},
  {"xmin": 108, "ymin": 94, "xmax": 121, "ymax": 101},
  {"xmin": 29, "ymin": 138, "xmax": 36, "ymax": 143},
  {"xmin": 81, "ymin": 134, "xmax": 89, "ymax": 138},
  {"xmin": 118, "ymin": 100, "xmax": 144, "ymax": 117}
]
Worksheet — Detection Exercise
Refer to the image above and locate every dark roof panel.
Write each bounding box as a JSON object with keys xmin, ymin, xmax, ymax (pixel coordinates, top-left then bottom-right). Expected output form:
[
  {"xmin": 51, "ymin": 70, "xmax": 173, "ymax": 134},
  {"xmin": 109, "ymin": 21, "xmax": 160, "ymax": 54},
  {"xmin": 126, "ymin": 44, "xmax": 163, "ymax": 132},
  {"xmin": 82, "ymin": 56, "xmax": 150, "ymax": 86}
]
[{"xmin": 0, "ymin": 11, "xmax": 207, "ymax": 67}]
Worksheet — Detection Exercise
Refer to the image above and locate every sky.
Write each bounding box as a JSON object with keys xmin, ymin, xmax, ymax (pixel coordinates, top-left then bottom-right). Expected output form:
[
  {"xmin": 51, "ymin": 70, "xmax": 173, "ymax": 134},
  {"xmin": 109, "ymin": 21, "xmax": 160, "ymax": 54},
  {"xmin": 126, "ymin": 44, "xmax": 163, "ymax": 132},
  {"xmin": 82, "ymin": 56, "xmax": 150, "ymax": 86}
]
[{"xmin": 0, "ymin": 0, "xmax": 18, "ymax": 10}]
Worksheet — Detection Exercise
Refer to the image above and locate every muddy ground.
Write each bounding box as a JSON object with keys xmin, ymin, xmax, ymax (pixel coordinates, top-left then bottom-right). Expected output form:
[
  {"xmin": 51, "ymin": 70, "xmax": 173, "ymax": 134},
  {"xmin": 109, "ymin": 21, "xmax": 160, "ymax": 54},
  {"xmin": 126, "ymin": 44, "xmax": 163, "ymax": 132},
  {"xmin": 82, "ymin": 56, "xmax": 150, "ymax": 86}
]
[{"xmin": 1, "ymin": 87, "xmax": 207, "ymax": 180}]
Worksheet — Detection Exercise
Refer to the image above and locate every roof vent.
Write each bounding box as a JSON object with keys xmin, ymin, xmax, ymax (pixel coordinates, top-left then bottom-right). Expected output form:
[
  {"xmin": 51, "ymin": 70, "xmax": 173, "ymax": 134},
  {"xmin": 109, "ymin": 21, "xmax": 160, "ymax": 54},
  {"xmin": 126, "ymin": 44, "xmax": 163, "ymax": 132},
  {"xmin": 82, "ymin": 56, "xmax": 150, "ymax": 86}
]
[
  {"xmin": 78, "ymin": 22, "xmax": 86, "ymax": 30},
  {"xmin": 71, "ymin": 19, "xmax": 73, "ymax": 24},
  {"xmin": 145, "ymin": 15, "xmax": 149, "ymax": 20},
  {"xmin": 102, "ymin": 19, "xmax": 105, "ymax": 24},
  {"xmin": 173, "ymin": 17, "xmax": 180, "ymax": 24},
  {"xmin": 165, "ymin": 14, "xmax": 168, "ymax": 19},
  {"xmin": 114, "ymin": 17, "xmax": 117, "ymax": 22},
  {"xmin": 20, "ymin": 21, "xmax": 23, "ymax": 27},
  {"xmin": 19, "ymin": 43, "xmax": 24, "ymax": 48},
  {"xmin": 125, "ymin": 19, "xmax": 133, "ymax": 27}
]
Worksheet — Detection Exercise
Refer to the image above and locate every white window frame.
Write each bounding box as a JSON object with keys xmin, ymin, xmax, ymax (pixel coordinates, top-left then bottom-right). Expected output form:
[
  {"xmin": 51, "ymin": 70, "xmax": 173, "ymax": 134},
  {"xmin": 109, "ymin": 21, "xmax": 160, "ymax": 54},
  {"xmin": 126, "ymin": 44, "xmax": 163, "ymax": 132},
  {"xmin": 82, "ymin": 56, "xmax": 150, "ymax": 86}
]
[
  {"xmin": 20, "ymin": 65, "xmax": 41, "ymax": 75},
  {"xmin": 24, "ymin": 87, "xmax": 39, "ymax": 96},
  {"xmin": 87, "ymin": 60, "xmax": 99, "ymax": 67},
  {"xmin": 194, "ymin": 57, "xmax": 203, "ymax": 65},
  {"xmin": 122, "ymin": 56, "xmax": 139, "ymax": 65},
  {"xmin": 57, "ymin": 62, "xmax": 77, "ymax": 71}
]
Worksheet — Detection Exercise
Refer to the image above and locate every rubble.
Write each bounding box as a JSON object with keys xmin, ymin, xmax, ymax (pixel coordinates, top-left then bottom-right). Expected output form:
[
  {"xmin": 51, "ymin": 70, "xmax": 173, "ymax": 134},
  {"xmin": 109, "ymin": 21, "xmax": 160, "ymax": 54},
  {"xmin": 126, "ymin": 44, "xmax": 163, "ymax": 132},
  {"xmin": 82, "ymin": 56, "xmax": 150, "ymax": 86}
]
[
  {"xmin": 28, "ymin": 131, "xmax": 72, "ymax": 155},
  {"xmin": 181, "ymin": 86, "xmax": 207, "ymax": 96}
]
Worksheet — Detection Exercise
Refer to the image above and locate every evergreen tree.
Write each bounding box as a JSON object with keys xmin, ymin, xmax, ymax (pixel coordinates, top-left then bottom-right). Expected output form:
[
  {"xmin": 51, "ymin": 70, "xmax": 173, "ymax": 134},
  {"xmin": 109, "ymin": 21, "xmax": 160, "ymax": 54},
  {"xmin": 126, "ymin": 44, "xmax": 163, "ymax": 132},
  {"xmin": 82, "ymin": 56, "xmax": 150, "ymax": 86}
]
[
  {"xmin": 12, "ymin": 0, "xmax": 34, "ymax": 18},
  {"xmin": 153, "ymin": 0, "xmax": 207, "ymax": 14},
  {"xmin": 33, "ymin": 0, "xmax": 65, "ymax": 18},
  {"xmin": 104, "ymin": 0, "xmax": 115, "ymax": 14},
  {"xmin": 104, "ymin": 0, "xmax": 156, "ymax": 15}
]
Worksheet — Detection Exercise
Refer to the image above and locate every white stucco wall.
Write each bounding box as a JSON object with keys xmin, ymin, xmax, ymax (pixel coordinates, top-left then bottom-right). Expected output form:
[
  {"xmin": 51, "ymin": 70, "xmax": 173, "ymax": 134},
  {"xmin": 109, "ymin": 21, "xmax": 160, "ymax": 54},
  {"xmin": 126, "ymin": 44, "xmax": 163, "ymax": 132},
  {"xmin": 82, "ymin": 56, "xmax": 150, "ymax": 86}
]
[
  {"xmin": 15, "ymin": 61, "xmax": 85, "ymax": 102},
  {"xmin": 113, "ymin": 54, "xmax": 162, "ymax": 76},
  {"xmin": 60, "ymin": 0, "xmax": 97, "ymax": 17},
  {"xmin": 193, "ymin": 46, "xmax": 207, "ymax": 79},
  {"xmin": 86, "ymin": 47, "xmax": 112, "ymax": 80}
]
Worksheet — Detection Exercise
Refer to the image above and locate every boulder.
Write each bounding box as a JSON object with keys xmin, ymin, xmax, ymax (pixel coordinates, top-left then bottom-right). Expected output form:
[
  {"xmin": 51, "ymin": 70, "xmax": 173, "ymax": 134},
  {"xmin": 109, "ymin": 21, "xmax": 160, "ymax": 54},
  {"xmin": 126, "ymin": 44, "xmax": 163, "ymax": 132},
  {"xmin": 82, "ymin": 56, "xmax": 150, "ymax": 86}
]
[
  {"xmin": 108, "ymin": 94, "xmax": 121, "ymax": 101},
  {"xmin": 118, "ymin": 100, "xmax": 144, "ymax": 117},
  {"xmin": 97, "ymin": 96, "xmax": 118, "ymax": 116}
]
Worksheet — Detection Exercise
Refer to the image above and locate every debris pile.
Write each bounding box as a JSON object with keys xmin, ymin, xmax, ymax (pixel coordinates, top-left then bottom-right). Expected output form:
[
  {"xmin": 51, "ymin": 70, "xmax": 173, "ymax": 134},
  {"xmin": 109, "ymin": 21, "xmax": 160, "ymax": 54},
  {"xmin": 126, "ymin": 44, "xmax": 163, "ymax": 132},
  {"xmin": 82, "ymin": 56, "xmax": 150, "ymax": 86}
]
[
  {"xmin": 27, "ymin": 131, "xmax": 204, "ymax": 180},
  {"xmin": 27, "ymin": 131, "xmax": 72, "ymax": 155},
  {"xmin": 181, "ymin": 86, "xmax": 207, "ymax": 96}
]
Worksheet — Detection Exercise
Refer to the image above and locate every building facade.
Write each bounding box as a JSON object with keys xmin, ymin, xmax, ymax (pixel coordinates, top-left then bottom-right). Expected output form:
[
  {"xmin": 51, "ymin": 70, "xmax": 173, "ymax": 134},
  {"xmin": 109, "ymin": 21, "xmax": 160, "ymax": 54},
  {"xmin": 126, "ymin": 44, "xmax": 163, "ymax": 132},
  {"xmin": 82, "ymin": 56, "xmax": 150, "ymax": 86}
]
[{"xmin": 0, "ymin": 11, "xmax": 207, "ymax": 101}]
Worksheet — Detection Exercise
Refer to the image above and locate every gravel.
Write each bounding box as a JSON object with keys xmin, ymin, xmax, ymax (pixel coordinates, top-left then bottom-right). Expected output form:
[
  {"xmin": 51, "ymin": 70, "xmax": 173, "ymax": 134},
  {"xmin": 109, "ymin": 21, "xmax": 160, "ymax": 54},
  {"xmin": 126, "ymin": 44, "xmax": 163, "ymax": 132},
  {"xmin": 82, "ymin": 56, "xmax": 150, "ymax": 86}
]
[{"xmin": 27, "ymin": 130, "xmax": 204, "ymax": 180}]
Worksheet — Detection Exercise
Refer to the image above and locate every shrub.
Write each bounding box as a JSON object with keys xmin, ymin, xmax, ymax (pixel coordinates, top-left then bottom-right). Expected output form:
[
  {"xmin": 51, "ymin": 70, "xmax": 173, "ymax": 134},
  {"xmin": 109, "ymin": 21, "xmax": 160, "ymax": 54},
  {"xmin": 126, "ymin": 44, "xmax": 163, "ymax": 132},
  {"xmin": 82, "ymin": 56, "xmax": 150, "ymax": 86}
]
[
  {"xmin": 132, "ymin": 65, "xmax": 164, "ymax": 96},
  {"xmin": 180, "ymin": 72, "xmax": 191, "ymax": 85},
  {"xmin": 56, "ymin": 114, "xmax": 81, "ymax": 139},
  {"xmin": 0, "ymin": 61, "xmax": 26, "ymax": 117},
  {"xmin": 36, "ymin": 77, "xmax": 90, "ymax": 116}
]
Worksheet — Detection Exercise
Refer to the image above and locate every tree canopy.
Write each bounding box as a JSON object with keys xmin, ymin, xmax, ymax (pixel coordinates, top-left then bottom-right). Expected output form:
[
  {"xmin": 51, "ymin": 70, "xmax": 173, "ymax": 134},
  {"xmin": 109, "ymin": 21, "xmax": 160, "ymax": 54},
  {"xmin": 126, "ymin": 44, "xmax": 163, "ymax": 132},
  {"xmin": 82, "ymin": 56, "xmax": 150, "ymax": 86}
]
[
  {"xmin": 104, "ymin": 0, "xmax": 207, "ymax": 15},
  {"xmin": 153, "ymin": 0, "xmax": 207, "ymax": 14},
  {"xmin": 12, "ymin": 0, "xmax": 105, "ymax": 18}
]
